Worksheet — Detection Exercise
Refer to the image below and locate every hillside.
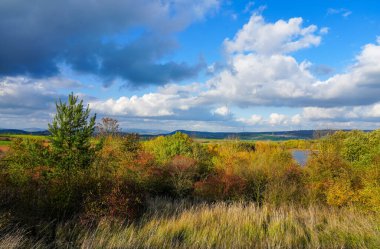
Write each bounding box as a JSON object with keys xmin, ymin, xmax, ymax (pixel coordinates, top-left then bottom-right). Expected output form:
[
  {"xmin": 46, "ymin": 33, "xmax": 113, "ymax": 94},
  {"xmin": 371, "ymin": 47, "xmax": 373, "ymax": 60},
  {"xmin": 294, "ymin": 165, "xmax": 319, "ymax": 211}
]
[{"xmin": 0, "ymin": 128, "xmax": 352, "ymax": 141}]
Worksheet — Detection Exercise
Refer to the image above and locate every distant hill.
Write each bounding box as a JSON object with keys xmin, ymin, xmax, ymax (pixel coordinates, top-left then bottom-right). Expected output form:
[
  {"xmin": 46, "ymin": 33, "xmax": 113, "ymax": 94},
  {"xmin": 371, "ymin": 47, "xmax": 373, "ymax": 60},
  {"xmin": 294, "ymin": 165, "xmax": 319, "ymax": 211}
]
[
  {"xmin": 0, "ymin": 128, "xmax": 363, "ymax": 141},
  {"xmin": 0, "ymin": 128, "xmax": 166, "ymax": 136},
  {"xmin": 166, "ymin": 130, "xmax": 317, "ymax": 140},
  {"xmin": 0, "ymin": 129, "xmax": 29, "ymax": 135},
  {"xmin": 124, "ymin": 128, "xmax": 169, "ymax": 135},
  {"xmin": 0, "ymin": 129, "xmax": 50, "ymax": 135},
  {"xmin": 23, "ymin": 128, "xmax": 47, "ymax": 132}
]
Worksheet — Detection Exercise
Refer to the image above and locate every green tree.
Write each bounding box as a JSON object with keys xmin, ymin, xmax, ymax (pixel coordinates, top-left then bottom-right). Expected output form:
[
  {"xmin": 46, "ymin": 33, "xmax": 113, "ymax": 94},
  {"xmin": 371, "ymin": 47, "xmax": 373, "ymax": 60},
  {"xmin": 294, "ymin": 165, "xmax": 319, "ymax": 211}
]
[{"xmin": 48, "ymin": 92, "xmax": 98, "ymax": 170}]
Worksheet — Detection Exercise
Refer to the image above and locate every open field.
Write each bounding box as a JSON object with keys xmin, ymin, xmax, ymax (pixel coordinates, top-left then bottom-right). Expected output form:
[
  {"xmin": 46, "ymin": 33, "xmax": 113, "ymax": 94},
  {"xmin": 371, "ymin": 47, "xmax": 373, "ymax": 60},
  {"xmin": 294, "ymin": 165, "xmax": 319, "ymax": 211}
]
[{"xmin": 1, "ymin": 134, "xmax": 48, "ymax": 140}]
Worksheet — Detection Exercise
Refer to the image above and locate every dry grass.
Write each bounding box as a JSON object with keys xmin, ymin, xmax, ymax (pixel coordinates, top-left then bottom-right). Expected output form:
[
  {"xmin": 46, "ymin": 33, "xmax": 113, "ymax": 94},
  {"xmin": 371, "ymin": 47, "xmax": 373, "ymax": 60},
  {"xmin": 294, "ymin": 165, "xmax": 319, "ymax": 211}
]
[
  {"xmin": 78, "ymin": 200, "xmax": 380, "ymax": 249},
  {"xmin": 1, "ymin": 200, "xmax": 379, "ymax": 248}
]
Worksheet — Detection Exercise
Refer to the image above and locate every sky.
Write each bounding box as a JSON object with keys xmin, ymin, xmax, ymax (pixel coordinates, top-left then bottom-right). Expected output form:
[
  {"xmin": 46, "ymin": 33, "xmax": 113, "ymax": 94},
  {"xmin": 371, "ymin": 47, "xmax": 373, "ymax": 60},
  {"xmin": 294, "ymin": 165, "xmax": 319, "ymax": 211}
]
[{"xmin": 1, "ymin": 0, "xmax": 380, "ymax": 132}]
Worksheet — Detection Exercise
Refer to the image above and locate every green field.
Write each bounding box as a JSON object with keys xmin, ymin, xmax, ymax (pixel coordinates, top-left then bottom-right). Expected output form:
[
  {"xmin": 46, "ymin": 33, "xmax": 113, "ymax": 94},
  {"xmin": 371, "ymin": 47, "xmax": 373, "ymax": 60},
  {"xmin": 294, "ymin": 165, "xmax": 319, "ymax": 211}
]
[
  {"xmin": 194, "ymin": 138, "xmax": 256, "ymax": 143},
  {"xmin": 0, "ymin": 134, "xmax": 48, "ymax": 144},
  {"xmin": 0, "ymin": 141, "xmax": 11, "ymax": 146},
  {"xmin": 4, "ymin": 134, "xmax": 48, "ymax": 140}
]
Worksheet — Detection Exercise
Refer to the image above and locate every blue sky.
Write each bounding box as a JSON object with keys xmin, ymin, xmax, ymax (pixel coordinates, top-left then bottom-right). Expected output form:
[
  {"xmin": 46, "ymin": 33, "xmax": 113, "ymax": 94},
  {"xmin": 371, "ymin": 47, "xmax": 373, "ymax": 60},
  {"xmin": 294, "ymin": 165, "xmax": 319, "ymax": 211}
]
[{"xmin": 1, "ymin": 0, "xmax": 380, "ymax": 132}]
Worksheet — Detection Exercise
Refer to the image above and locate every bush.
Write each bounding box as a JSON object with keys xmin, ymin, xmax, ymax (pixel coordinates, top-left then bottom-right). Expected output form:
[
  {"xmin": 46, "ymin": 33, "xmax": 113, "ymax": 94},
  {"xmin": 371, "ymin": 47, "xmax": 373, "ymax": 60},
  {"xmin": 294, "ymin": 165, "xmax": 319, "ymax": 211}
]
[
  {"xmin": 356, "ymin": 158, "xmax": 380, "ymax": 212},
  {"xmin": 305, "ymin": 138, "xmax": 357, "ymax": 206},
  {"xmin": 143, "ymin": 132, "xmax": 194, "ymax": 165},
  {"xmin": 3, "ymin": 138, "xmax": 51, "ymax": 170},
  {"xmin": 194, "ymin": 170, "xmax": 246, "ymax": 201},
  {"xmin": 340, "ymin": 130, "xmax": 370, "ymax": 165},
  {"xmin": 82, "ymin": 178, "xmax": 145, "ymax": 224},
  {"xmin": 264, "ymin": 163, "xmax": 306, "ymax": 206},
  {"xmin": 0, "ymin": 165, "xmax": 89, "ymax": 221}
]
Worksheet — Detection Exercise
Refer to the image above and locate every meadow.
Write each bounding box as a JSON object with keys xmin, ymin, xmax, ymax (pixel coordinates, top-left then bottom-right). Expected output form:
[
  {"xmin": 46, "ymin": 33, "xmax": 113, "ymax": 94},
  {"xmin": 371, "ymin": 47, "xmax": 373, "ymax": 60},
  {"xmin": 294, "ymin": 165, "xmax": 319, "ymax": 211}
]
[{"xmin": 0, "ymin": 95, "xmax": 380, "ymax": 248}]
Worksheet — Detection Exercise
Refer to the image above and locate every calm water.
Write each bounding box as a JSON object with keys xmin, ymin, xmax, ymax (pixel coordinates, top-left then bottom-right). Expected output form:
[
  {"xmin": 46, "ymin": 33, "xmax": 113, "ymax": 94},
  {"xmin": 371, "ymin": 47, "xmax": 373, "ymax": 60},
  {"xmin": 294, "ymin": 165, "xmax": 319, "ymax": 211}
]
[{"xmin": 291, "ymin": 150, "xmax": 310, "ymax": 166}]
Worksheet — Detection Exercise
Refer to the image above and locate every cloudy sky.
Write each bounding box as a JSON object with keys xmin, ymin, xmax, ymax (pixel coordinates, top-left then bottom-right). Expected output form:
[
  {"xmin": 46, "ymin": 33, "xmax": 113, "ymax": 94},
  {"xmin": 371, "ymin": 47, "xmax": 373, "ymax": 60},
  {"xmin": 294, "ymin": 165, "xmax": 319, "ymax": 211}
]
[{"xmin": 1, "ymin": 0, "xmax": 380, "ymax": 132}]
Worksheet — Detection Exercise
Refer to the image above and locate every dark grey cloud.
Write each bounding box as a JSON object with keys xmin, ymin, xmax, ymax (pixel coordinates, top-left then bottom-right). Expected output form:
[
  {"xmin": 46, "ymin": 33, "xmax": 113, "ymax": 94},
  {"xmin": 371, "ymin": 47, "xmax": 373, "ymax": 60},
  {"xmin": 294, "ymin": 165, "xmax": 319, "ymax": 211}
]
[
  {"xmin": 64, "ymin": 35, "xmax": 205, "ymax": 87},
  {"xmin": 0, "ymin": 0, "xmax": 218, "ymax": 86}
]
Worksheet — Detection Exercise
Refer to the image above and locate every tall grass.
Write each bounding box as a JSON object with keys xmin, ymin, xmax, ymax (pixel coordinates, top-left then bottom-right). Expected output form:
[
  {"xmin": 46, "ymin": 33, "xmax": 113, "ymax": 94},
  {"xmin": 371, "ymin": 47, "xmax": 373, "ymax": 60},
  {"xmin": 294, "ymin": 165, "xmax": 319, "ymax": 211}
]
[
  {"xmin": 79, "ymin": 201, "xmax": 380, "ymax": 249},
  {"xmin": 1, "ymin": 199, "xmax": 379, "ymax": 248}
]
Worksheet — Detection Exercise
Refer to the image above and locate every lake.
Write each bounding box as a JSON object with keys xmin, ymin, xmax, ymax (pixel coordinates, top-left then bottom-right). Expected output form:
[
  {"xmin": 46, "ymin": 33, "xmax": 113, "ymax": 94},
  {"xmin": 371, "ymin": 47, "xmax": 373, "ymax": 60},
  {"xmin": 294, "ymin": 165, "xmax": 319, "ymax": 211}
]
[{"xmin": 291, "ymin": 150, "xmax": 310, "ymax": 166}]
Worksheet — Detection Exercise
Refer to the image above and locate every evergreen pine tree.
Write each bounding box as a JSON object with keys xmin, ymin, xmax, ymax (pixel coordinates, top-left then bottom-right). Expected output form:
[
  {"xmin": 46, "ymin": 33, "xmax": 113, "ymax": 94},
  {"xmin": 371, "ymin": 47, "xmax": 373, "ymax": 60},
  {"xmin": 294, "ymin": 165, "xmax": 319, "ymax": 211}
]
[{"xmin": 48, "ymin": 92, "xmax": 98, "ymax": 170}]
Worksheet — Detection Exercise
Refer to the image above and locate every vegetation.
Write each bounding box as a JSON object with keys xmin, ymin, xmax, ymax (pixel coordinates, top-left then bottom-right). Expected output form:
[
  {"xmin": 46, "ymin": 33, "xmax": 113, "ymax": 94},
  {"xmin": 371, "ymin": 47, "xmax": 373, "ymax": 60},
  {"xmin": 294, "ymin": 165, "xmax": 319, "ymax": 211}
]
[
  {"xmin": 49, "ymin": 92, "xmax": 99, "ymax": 170},
  {"xmin": 1, "ymin": 201, "xmax": 379, "ymax": 249},
  {"xmin": 1, "ymin": 94, "xmax": 380, "ymax": 248},
  {"xmin": 3, "ymin": 134, "xmax": 47, "ymax": 140},
  {"xmin": 0, "ymin": 140, "xmax": 11, "ymax": 146},
  {"xmin": 96, "ymin": 117, "xmax": 122, "ymax": 136}
]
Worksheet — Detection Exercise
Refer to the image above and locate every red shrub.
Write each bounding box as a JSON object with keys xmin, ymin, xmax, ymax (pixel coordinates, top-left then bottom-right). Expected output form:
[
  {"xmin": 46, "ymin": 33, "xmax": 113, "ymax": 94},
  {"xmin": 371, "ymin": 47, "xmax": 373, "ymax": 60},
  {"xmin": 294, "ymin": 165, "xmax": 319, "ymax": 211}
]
[
  {"xmin": 194, "ymin": 170, "xmax": 246, "ymax": 201},
  {"xmin": 169, "ymin": 155, "xmax": 197, "ymax": 172},
  {"xmin": 82, "ymin": 178, "xmax": 145, "ymax": 224}
]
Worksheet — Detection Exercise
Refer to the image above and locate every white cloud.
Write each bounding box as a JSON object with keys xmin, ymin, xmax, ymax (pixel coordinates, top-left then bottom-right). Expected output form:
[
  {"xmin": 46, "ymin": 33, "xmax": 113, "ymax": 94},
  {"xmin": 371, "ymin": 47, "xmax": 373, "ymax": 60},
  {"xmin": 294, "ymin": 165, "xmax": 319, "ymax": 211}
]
[
  {"xmin": 237, "ymin": 114, "xmax": 263, "ymax": 125},
  {"xmin": 89, "ymin": 81, "xmax": 204, "ymax": 117},
  {"xmin": 313, "ymin": 40, "xmax": 380, "ymax": 106},
  {"xmin": 291, "ymin": 114, "xmax": 302, "ymax": 125},
  {"xmin": 243, "ymin": 1, "xmax": 255, "ymax": 13},
  {"xmin": 203, "ymin": 53, "xmax": 315, "ymax": 106},
  {"xmin": 366, "ymin": 103, "xmax": 380, "ymax": 118},
  {"xmin": 320, "ymin": 27, "xmax": 329, "ymax": 34},
  {"xmin": 205, "ymin": 23, "xmax": 380, "ymax": 108},
  {"xmin": 269, "ymin": 113, "xmax": 288, "ymax": 126},
  {"xmin": 302, "ymin": 103, "xmax": 380, "ymax": 121},
  {"xmin": 327, "ymin": 8, "xmax": 352, "ymax": 18},
  {"xmin": 89, "ymin": 92, "xmax": 199, "ymax": 117},
  {"xmin": 0, "ymin": 77, "xmax": 64, "ymax": 130},
  {"xmin": 213, "ymin": 106, "xmax": 230, "ymax": 116},
  {"xmin": 302, "ymin": 107, "xmax": 352, "ymax": 120},
  {"xmin": 224, "ymin": 14, "xmax": 322, "ymax": 55}
]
